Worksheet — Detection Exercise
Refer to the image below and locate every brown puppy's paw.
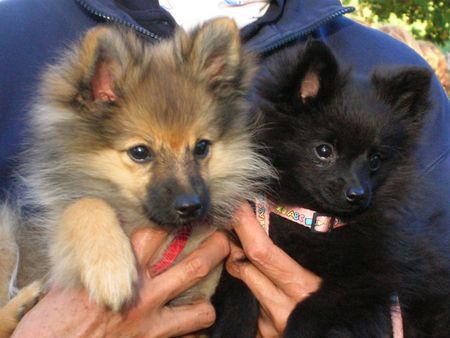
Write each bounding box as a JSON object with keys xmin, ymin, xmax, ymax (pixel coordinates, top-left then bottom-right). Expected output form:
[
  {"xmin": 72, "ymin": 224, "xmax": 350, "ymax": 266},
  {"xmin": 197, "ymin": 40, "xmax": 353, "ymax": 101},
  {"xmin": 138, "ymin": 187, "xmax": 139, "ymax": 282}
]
[
  {"xmin": 0, "ymin": 280, "xmax": 44, "ymax": 338},
  {"xmin": 13, "ymin": 281, "xmax": 44, "ymax": 320},
  {"xmin": 81, "ymin": 243, "xmax": 137, "ymax": 311},
  {"xmin": 52, "ymin": 198, "xmax": 138, "ymax": 311}
]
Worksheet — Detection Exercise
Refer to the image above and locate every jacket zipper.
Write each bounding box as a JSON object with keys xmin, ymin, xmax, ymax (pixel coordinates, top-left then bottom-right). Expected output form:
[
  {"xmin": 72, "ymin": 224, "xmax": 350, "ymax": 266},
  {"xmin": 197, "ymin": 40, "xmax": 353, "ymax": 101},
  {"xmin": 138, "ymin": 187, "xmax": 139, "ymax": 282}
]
[
  {"xmin": 76, "ymin": 0, "xmax": 162, "ymax": 41},
  {"xmin": 77, "ymin": 1, "xmax": 353, "ymax": 51},
  {"xmin": 259, "ymin": 7, "xmax": 354, "ymax": 55}
]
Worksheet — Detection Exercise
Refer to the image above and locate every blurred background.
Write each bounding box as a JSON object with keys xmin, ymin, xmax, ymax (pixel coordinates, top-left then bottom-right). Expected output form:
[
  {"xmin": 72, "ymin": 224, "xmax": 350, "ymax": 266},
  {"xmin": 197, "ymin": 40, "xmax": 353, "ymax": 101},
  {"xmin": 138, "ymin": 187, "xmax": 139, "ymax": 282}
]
[{"xmin": 343, "ymin": 0, "xmax": 450, "ymax": 95}]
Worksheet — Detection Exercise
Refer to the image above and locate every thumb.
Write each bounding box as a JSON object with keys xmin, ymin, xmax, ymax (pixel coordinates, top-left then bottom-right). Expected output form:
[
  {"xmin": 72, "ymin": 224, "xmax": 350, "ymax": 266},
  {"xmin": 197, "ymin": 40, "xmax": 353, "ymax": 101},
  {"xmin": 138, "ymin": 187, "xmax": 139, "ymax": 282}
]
[{"xmin": 131, "ymin": 228, "xmax": 168, "ymax": 270}]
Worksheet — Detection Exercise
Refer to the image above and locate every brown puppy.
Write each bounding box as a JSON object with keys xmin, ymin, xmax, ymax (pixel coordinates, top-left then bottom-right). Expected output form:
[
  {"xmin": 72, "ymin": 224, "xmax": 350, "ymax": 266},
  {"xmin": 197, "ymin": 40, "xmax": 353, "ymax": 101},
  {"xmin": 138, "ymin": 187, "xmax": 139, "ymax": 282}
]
[{"xmin": 0, "ymin": 18, "xmax": 273, "ymax": 335}]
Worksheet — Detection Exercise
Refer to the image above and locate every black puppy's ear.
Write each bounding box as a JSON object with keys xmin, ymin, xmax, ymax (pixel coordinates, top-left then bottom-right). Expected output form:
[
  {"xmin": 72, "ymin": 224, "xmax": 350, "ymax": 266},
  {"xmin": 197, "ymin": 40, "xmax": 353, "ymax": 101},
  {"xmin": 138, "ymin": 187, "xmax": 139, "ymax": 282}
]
[
  {"xmin": 372, "ymin": 67, "xmax": 432, "ymax": 124},
  {"xmin": 296, "ymin": 40, "xmax": 340, "ymax": 103}
]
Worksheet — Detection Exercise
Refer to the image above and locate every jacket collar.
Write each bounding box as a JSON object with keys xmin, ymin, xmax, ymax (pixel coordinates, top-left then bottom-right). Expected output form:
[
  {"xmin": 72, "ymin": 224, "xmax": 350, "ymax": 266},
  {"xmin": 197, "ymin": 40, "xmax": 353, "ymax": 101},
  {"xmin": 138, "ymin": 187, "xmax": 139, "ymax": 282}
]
[
  {"xmin": 75, "ymin": 0, "xmax": 353, "ymax": 52},
  {"xmin": 246, "ymin": 0, "xmax": 354, "ymax": 54}
]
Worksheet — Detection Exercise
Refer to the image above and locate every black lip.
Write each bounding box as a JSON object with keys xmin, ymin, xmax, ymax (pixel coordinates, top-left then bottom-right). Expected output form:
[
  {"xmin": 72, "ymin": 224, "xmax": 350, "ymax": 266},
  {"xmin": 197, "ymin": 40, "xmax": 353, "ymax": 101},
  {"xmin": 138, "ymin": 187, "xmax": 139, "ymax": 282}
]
[
  {"xmin": 144, "ymin": 206, "xmax": 208, "ymax": 228},
  {"xmin": 315, "ymin": 198, "xmax": 369, "ymax": 217}
]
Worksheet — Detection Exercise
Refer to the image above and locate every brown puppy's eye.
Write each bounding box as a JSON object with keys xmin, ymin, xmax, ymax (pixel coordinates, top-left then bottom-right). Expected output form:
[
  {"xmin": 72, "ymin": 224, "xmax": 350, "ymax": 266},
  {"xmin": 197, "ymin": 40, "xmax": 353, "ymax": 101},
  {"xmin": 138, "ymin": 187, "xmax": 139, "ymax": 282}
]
[
  {"xmin": 128, "ymin": 145, "xmax": 152, "ymax": 163},
  {"xmin": 369, "ymin": 153, "xmax": 381, "ymax": 171},
  {"xmin": 315, "ymin": 144, "xmax": 333, "ymax": 159},
  {"xmin": 194, "ymin": 140, "xmax": 211, "ymax": 159}
]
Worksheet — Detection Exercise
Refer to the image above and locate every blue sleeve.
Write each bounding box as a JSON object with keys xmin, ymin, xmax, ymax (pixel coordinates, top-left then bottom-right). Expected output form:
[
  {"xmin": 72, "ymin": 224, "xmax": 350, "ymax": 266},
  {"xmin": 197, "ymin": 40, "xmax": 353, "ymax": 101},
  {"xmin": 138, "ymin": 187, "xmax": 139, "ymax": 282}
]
[{"xmin": 0, "ymin": 0, "xmax": 97, "ymax": 198}]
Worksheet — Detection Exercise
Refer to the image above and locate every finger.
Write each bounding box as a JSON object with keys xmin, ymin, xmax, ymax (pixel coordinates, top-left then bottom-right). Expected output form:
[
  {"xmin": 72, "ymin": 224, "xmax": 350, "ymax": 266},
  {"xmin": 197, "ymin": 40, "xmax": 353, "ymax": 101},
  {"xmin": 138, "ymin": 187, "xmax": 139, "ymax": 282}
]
[
  {"xmin": 233, "ymin": 203, "xmax": 321, "ymax": 295},
  {"xmin": 231, "ymin": 202, "xmax": 278, "ymax": 263},
  {"xmin": 150, "ymin": 302, "xmax": 216, "ymax": 337},
  {"xmin": 131, "ymin": 228, "xmax": 168, "ymax": 270},
  {"xmin": 144, "ymin": 231, "xmax": 230, "ymax": 305},
  {"xmin": 227, "ymin": 240, "xmax": 246, "ymax": 264},
  {"xmin": 257, "ymin": 311, "xmax": 281, "ymax": 338},
  {"xmin": 13, "ymin": 287, "xmax": 109, "ymax": 338},
  {"xmin": 226, "ymin": 256, "xmax": 294, "ymax": 327}
]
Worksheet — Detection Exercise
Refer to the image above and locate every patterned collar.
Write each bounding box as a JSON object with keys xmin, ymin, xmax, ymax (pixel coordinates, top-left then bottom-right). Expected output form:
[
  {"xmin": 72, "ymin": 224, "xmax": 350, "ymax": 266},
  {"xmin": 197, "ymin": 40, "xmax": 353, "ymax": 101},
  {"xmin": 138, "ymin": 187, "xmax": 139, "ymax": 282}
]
[{"xmin": 254, "ymin": 194, "xmax": 346, "ymax": 233}]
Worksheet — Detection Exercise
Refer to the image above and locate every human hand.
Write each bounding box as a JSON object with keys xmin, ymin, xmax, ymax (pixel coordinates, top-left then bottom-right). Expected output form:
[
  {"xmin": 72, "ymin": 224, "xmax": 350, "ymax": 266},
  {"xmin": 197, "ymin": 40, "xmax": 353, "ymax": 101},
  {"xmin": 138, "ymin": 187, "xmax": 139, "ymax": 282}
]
[
  {"xmin": 12, "ymin": 228, "xmax": 230, "ymax": 338},
  {"xmin": 226, "ymin": 203, "xmax": 322, "ymax": 338}
]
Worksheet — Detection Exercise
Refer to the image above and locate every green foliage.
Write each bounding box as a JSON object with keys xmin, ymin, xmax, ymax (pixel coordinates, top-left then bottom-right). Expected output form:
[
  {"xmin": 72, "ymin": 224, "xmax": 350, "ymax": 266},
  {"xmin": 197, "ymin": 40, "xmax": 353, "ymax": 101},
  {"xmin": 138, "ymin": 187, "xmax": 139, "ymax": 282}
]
[{"xmin": 343, "ymin": 0, "xmax": 450, "ymax": 45}]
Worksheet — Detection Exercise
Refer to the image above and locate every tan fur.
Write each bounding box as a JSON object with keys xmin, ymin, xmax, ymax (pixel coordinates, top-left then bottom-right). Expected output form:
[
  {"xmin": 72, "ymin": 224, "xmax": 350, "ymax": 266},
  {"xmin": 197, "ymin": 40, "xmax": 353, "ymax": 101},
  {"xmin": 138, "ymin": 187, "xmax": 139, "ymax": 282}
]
[
  {"xmin": 82, "ymin": 149, "xmax": 153, "ymax": 204},
  {"xmin": 300, "ymin": 71, "xmax": 320, "ymax": 101},
  {"xmin": 0, "ymin": 18, "xmax": 274, "ymax": 333},
  {"xmin": 50, "ymin": 198, "xmax": 137, "ymax": 311},
  {"xmin": 0, "ymin": 281, "xmax": 42, "ymax": 338},
  {"xmin": 0, "ymin": 218, "xmax": 17, "ymax": 305}
]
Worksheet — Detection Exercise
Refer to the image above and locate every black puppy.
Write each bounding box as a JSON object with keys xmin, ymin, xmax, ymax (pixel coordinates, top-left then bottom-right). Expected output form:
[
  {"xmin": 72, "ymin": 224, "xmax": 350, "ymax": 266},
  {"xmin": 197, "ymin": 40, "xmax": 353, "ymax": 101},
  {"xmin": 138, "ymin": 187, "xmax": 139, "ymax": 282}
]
[{"xmin": 211, "ymin": 40, "xmax": 450, "ymax": 337}]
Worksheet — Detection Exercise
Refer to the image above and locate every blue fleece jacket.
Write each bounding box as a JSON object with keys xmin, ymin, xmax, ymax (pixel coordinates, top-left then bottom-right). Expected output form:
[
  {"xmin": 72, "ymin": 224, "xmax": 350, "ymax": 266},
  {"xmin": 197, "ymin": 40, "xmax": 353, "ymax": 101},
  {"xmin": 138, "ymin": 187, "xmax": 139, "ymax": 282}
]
[{"xmin": 0, "ymin": 0, "xmax": 449, "ymax": 235}]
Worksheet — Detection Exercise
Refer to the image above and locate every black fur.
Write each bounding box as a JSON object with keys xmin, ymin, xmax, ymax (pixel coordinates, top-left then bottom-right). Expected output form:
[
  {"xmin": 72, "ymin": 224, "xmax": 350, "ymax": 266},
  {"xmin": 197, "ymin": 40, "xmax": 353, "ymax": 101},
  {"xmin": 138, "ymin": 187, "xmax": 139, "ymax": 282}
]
[
  {"xmin": 212, "ymin": 40, "xmax": 450, "ymax": 337},
  {"xmin": 209, "ymin": 269, "xmax": 259, "ymax": 338}
]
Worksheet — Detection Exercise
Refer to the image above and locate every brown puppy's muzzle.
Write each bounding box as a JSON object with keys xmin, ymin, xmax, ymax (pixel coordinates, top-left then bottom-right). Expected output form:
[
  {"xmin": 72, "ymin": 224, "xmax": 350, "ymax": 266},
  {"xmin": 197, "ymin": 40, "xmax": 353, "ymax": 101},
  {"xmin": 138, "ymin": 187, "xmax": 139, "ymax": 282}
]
[{"xmin": 145, "ymin": 176, "xmax": 210, "ymax": 227}]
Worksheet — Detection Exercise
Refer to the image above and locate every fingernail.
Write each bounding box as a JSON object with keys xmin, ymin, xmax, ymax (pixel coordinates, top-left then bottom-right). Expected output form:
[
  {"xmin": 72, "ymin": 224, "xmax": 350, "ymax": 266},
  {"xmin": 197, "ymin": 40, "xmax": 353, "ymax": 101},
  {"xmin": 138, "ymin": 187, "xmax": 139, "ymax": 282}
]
[
  {"xmin": 230, "ymin": 246, "xmax": 245, "ymax": 259},
  {"xmin": 226, "ymin": 259, "xmax": 241, "ymax": 277},
  {"xmin": 230, "ymin": 261, "xmax": 241, "ymax": 275}
]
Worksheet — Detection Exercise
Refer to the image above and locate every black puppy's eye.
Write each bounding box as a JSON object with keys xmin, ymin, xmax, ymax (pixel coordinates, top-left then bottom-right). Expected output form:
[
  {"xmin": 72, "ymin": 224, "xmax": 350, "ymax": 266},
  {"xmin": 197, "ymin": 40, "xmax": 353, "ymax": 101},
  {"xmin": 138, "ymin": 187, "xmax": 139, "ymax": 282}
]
[
  {"xmin": 128, "ymin": 145, "xmax": 152, "ymax": 163},
  {"xmin": 315, "ymin": 144, "xmax": 333, "ymax": 159},
  {"xmin": 194, "ymin": 140, "xmax": 211, "ymax": 158},
  {"xmin": 369, "ymin": 153, "xmax": 381, "ymax": 171}
]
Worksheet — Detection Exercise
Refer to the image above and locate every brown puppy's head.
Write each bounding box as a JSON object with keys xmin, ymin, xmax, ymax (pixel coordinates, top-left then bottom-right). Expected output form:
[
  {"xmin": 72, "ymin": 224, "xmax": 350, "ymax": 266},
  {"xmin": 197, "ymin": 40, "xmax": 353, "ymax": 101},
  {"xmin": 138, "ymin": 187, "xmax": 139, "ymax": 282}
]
[{"xmin": 36, "ymin": 19, "xmax": 272, "ymax": 228}]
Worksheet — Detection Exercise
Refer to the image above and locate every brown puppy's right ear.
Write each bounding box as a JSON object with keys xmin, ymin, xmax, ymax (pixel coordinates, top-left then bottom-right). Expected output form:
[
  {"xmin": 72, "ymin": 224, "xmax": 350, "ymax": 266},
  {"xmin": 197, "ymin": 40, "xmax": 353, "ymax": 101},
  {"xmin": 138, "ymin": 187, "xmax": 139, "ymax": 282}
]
[
  {"xmin": 42, "ymin": 26, "xmax": 136, "ymax": 110},
  {"xmin": 77, "ymin": 26, "xmax": 132, "ymax": 104},
  {"xmin": 296, "ymin": 40, "xmax": 340, "ymax": 104}
]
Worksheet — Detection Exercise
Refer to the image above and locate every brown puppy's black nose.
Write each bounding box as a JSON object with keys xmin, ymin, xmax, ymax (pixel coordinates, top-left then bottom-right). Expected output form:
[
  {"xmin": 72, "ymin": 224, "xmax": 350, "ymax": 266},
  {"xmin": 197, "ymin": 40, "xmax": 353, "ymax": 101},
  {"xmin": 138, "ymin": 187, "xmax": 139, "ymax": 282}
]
[
  {"xmin": 174, "ymin": 195, "xmax": 202, "ymax": 218},
  {"xmin": 346, "ymin": 186, "xmax": 366, "ymax": 204}
]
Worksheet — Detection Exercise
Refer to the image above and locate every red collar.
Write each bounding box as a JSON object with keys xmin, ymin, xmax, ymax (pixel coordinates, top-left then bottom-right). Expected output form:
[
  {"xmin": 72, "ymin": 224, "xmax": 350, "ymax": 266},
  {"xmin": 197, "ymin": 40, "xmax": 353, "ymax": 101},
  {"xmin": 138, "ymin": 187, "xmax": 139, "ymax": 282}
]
[
  {"xmin": 254, "ymin": 194, "xmax": 346, "ymax": 233},
  {"xmin": 151, "ymin": 225, "xmax": 193, "ymax": 276}
]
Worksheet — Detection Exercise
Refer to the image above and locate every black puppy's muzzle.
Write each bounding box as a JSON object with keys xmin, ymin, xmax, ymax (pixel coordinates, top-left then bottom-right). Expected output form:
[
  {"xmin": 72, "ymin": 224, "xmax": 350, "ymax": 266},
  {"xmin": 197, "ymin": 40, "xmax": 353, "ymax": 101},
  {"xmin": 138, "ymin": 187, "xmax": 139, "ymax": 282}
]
[
  {"xmin": 346, "ymin": 186, "xmax": 366, "ymax": 203},
  {"xmin": 344, "ymin": 185, "xmax": 371, "ymax": 209}
]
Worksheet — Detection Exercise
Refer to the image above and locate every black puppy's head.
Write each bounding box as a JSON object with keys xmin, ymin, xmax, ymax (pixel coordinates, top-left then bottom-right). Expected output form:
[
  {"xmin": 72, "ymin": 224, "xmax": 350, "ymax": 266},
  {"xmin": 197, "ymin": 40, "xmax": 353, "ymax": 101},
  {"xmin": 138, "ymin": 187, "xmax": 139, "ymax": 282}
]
[{"xmin": 257, "ymin": 40, "xmax": 432, "ymax": 216}]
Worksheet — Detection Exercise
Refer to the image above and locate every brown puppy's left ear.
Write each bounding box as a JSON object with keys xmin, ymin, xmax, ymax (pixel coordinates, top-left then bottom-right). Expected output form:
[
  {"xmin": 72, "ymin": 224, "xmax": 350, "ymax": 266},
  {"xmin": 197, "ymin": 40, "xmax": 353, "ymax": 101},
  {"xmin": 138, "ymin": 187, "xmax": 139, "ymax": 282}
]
[{"xmin": 185, "ymin": 18, "xmax": 251, "ymax": 95}]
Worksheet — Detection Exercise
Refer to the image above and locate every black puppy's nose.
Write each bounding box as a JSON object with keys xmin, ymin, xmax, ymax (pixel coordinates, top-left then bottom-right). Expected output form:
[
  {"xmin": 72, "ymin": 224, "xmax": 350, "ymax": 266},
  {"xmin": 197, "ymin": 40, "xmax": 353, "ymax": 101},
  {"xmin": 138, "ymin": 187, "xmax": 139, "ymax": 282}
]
[
  {"xmin": 174, "ymin": 195, "xmax": 202, "ymax": 218},
  {"xmin": 346, "ymin": 186, "xmax": 366, "ymax": 204}
]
